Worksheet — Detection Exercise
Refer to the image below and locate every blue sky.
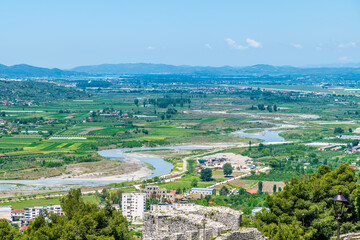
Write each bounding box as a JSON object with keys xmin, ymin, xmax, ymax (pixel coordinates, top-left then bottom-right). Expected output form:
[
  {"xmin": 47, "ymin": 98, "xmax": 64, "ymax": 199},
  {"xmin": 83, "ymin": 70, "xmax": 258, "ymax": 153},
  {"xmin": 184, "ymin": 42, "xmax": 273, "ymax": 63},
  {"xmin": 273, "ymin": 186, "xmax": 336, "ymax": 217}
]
[{"xmin": 0, "ymin": 0, "xmax": 359, "ymax": 68}]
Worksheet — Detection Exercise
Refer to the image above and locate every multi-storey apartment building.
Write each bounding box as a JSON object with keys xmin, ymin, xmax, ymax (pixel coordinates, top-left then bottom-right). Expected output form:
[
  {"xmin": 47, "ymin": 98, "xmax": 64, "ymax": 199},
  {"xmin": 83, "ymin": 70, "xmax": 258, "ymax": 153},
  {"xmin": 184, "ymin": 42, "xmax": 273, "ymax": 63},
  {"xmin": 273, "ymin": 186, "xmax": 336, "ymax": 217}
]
[
  {"xmin": 143, "ymin": 185, "xmax": 167, "ymax": 199},
  {"xmin": 122, "ymin": 192, "xmax": 146, "ymax": 221},
  {"xmin": 24, "ymin": 205, "xmax": 63, "ymax": 221}
]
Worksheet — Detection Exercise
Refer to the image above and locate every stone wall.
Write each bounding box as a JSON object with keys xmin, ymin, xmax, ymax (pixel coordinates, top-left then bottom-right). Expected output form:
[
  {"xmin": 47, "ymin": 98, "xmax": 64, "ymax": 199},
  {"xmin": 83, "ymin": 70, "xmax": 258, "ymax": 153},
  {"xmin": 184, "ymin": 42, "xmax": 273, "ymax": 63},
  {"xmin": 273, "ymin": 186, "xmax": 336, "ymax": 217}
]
[
  {"xmin": 215, "ymin": 228, "xmax": 268, "ymax": 240},
  {"xmin": 143, "ymin": 205, "xmax": 265, "ymax": 240},
  {"xmin": 143, "ymin": 212, "xmax": 225, "ymax": 240},
  {"xmin": 193, "ymin": 206, "xmax": 242, "ymax": 230}
]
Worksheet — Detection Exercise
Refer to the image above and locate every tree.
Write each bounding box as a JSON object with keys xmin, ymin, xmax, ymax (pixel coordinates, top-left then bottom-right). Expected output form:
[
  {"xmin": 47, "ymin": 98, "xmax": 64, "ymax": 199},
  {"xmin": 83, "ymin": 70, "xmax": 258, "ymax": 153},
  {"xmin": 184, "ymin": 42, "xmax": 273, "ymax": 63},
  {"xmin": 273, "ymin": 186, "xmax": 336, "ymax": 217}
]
[
  {"xmin": 109, "ymin": 189, "xmax": 123, "ymax": 205},
  {"xmin": 238, "ymin": 188, "xmax": 246, "ymax": 195},
  {"xmin": 191, "ymin": 179, "xmax": 198, "ymax": 187},
  {"xmin": 166, "ymin": 108, "xmax": 177, "ymax": 115},
  {"xmin": 176, "ymin": 187, "xmax": 182, "ymax": 194},
  {"xmin": 204, "ymin": 195, "xmax": 212, "ymax": 202},
  {"xmin": 349, "ymin": 128, "xmax": 353, "ymax": 133},
  {"xmin": 146, "ymin": 198, "xmax": 159, "ymax": 210},
  {"xmin": 334, "ymin": 127, "xmax": 344, "ymax": 134},
  {"xmin": 60, "ymin": 188, "xmax": 85, "ymax": 220},
  {"xmin": 0, "ymin": 219, "xmax": 21, "ymax": 239},
  {"xmin": 223, "ymin": 163, "xmax": 233, "ymax": 176},
  {"xmin": 243, "ymin": 206, "xmax": 252, "ymax": 215},
  {"xmin": 200, "ymin": 168, "xmax": 212, "ymax": 181},
  {"xmin": 134, "ymin": 99, "xmax": 139, "ymax": 107},
  {"xmin": 355, "ymin": 184, "xmax": 360, "ymax": 219},
  {"xmin": 266, "ymin": 105, "xmax": 273, "ymax": 112},
  {"xmin": 258, "ymin": 181, "xmax": 263, "ymax": 194},
  {"xmin": 99, "ymin": 188, "xmax": 109, "ymax": 203},
  {"xmin": 258, "ymin": 143, "xmax": 265, "ymax": 150},
  {"xmin": 257, "ymin": 104, "xmax": 265, "ymax": 110},
  {"xmin": 273, "ymin": 105, "xmax": 278, "ymax": 112},
  {"xmin": 273, "ymin": 184, "xmax": 277, "ymax": 193},
  {"xmin": 25, "ymin": 189, "xmax": 133, "ymax": 239},
  {"xmin": 220, "ymin": 186, "xmax": 229, "ymax": 196},
  {"xmin": 254, "ymin": 164, "xmax": 358, "ymax": 240}
]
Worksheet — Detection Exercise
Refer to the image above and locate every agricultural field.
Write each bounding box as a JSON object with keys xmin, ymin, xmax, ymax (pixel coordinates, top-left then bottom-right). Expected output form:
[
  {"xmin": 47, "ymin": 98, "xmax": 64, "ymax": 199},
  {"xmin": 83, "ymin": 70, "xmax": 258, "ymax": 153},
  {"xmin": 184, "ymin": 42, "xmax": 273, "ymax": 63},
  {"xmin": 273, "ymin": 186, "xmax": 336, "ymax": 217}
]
[{"xmin": 1, "ymin": 78, "xmax": 360, "ymax": 201}]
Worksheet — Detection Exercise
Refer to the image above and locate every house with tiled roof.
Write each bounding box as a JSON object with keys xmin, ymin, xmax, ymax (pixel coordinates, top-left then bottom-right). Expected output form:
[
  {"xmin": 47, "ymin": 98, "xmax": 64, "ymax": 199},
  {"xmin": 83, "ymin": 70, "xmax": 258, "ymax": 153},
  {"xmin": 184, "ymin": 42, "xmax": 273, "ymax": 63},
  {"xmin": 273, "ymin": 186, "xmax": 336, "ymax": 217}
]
[
  {"xmin": 246, "ymin": 189, "xmax": 258, "ymax": 194},
  {"xmin": 11, "ymin": 209, "xmax": 25, "ymax": 220}
]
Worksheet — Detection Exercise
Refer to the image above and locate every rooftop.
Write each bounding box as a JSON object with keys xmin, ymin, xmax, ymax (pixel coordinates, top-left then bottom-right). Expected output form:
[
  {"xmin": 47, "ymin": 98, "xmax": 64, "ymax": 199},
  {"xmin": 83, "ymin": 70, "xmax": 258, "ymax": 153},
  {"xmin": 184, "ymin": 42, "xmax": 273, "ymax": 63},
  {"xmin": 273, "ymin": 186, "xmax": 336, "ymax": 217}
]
[
  {"xmin": 246, "ymin": 189, "xmax": 258, "ymax": 194},
  {"xmin": 12, "ymin": 209, "xmax": 25, "ymax": 213}
]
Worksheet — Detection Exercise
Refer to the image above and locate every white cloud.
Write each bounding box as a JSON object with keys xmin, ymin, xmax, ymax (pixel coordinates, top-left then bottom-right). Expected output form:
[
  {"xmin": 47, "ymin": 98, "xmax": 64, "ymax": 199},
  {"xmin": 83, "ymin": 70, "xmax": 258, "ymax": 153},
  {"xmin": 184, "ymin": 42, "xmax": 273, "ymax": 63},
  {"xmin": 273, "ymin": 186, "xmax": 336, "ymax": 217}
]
[
  {"xmin": 339, "ymin": 56, "xmax": 351, "ymax": 61},
  {"xmin": 225, "ymin": 38, "xmax": 262, "ymax": 50},
  {"xmin": 338, "ymin": 42, "xmax": 357, "ymax": 48},
  {"xmin": 291, "ymin": 43, "xmax": 303, "ymax": 49},
  {"xmin": 204, "ymin": 43, "xmax": 212, "ymax": 49},
  {"xmin": 147, "ymin": 46, "xmax": 155, "ymax": 50},
  {"xmin": 246, "ymin": 38, "xmax": 262, "ymax": 48},
  {"xmin": 225, "ymin": 38, "xmax": 247, "ymax": 50}
]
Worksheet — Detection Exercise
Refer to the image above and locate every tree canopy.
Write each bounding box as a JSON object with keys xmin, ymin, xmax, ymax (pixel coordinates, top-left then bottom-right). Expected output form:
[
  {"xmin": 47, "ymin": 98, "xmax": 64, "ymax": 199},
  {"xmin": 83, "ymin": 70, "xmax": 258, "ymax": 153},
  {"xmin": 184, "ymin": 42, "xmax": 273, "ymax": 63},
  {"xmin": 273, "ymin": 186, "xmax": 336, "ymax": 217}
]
[
  {"xmin": 251, "ymin": 164, "xmax": 359, "ymax": 240},
  {"xmin": 223, "ymin": 163, "xmax": 233, "ymax": 176},
  {"xmin": 200, "ymin": 168, "xmax": 212, "ymax": 181},
  {"xmin": 0, "ymin": 189, "xmax": 133, "ymax": 240}
]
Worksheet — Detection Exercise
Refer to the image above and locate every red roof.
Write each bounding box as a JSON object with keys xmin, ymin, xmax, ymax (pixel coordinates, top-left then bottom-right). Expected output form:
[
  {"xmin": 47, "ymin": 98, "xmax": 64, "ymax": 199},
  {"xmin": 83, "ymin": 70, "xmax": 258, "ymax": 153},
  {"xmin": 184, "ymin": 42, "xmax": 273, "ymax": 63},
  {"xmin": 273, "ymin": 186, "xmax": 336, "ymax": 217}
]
[
  {"xmin": 170, "ymin": 190, "xmax": 176, "ymax": 195},
  {"xmin": 349, "ymin": 165, "xmax": 357, "ymax": 168},
  {"xmin": 19, "ymin": 226, "xmax": 27, "ymax": 231},
  {"xmin": 12, "ymin": 209, "xmax": 25, "ymax": 213},
  {"xmin": 0, "ymin": 154, "xmax": 7, "ymax": 157},
  {"xmin": 246, "ymin": 189, "xmax": 258, "ymax": 194}
]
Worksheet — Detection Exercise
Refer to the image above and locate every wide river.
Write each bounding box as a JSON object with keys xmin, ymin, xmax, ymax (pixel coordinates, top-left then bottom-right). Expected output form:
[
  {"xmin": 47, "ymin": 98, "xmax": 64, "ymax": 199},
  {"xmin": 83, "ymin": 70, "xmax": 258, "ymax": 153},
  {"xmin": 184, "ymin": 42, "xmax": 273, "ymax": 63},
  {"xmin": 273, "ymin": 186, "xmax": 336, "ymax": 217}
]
[
  {"xmin": 0, "ymin": 146, "xmax": 213, "ymax": 191},
  {"xmin": 0, "ymin": 128, "xmax": 286, "ymax": 191}
]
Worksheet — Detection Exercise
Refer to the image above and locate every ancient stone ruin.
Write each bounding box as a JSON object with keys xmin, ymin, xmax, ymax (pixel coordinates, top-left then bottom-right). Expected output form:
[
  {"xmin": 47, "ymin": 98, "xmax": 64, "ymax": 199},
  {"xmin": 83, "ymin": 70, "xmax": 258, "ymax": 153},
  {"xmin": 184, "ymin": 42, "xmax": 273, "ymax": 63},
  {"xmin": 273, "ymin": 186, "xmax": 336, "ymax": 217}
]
[{"xmin": 143, "ymin": 204, "xmax": 267, "ymax": 240}]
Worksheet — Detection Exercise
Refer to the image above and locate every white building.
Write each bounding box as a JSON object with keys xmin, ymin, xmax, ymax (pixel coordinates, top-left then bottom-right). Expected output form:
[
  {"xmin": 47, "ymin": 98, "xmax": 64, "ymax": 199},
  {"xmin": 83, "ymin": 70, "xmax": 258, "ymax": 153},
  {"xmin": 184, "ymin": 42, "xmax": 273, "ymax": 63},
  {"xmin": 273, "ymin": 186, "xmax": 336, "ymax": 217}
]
[
  {"xmin": 151, "ymin": 201, "xmax": 195, "ymax": 212},
  {"xmin": 191, "ymin": 187, "xmax": 215, "ymax": 196},
  {"xmin": 11, "ymin": 209, "xmax": 25, "ymax": 221},
  {"xmin": 151, "ymin": 203, "xmax": 173, "ymax": 212},
  {"xmin": 24, "ymin": 206, "xmax": 43, "ymax": 221},
  {"xmin": 173, "ymin": 201, "xmax": 195, "ymax": 210},
  {"xmin": 122, "ymin": 192, "xmax": 146, "ymax": 221},
  {"xmin": 45, "ymin": 205, "xmax": 62, "ymax": 215},
  {"xmin": 24, "ymin": 205, "xmax": 63, "ymax": 221},
  {"xmin": 142, "ymin": 185, "xmax": 167, "ymax": 199}
]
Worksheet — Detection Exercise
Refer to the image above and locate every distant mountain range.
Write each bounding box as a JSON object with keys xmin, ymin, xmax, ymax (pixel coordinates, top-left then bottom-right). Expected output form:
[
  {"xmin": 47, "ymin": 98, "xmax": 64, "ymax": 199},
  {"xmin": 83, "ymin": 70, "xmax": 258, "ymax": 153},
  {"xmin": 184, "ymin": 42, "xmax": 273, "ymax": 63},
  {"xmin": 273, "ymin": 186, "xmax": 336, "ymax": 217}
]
[
  {"xmin": 0, "ymin": 64, "xmax": 82, "ymax": 78},
  {"xmin": 1, "ymin": 63, "xmax": 360, "ymax": 78},
  {"xmin": 71, "ymin": 63, "xmax": 360, "ymax": 75},
  {"xmin": 305, "ymin": 62, "xmax": 360, "ymax": 68}
]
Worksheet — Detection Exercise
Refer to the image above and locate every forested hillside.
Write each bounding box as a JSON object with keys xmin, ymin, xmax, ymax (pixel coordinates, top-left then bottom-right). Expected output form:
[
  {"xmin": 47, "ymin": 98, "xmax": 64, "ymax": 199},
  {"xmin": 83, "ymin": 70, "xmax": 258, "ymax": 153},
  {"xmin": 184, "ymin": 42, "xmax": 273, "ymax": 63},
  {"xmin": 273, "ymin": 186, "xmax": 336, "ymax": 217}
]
[{"xmin": 0, "ymin": 80, "xmax": 89, "ymax": 103}]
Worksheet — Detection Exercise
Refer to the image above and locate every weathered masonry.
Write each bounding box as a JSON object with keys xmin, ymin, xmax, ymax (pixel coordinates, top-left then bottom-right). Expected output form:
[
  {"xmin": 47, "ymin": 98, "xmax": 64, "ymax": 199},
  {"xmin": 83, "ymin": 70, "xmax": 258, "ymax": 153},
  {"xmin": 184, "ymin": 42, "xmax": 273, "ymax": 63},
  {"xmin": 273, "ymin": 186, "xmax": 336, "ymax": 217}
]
[{"xmin": 143, "ymin": 204, "xmax": 267, "ymax": 240}]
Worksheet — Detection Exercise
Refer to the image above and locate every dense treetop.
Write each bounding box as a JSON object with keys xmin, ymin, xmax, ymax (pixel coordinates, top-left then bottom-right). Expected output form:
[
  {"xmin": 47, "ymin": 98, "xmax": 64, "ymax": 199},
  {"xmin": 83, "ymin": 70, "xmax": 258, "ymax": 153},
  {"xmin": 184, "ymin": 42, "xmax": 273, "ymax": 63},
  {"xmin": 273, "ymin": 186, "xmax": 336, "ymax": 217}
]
[
  {"xmin": 0, "ymin": 189, "xmax": 133, "ymax": 240},
  {"xmin": 251, "ymin": 164, "xmax": 359, "ymax": 240}
]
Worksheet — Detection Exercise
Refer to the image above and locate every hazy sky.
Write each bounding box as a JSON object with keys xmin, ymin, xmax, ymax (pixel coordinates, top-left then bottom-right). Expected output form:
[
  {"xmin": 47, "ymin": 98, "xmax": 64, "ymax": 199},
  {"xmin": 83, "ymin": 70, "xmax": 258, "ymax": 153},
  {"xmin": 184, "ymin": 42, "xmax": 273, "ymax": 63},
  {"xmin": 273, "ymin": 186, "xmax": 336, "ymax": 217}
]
[{"xmin": 1, "ymin": 0, "xmax": 360, "ymax": 68}]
